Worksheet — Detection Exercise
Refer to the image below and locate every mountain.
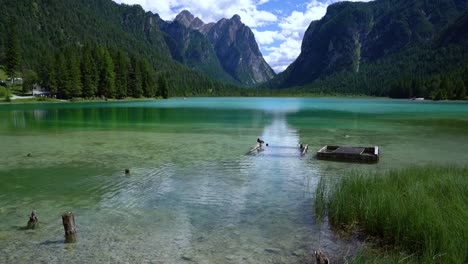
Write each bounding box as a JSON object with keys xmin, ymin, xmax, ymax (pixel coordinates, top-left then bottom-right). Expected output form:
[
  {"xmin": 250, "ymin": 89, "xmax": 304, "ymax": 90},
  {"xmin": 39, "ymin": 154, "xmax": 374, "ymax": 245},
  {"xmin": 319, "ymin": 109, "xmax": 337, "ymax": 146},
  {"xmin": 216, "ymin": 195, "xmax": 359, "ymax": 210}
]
[
  {"xmin": 0, "ymin": 0, "xmax": 248, "ymax": 97},
  {"xmin": 205, "ymin": 14, "xmax": 276, "ymax": 85},
  {"xmin": 266, "ymin": 0, "xmax": 468, "ymax": 99},
  {"xmin": 155, "ymin": 12, "xmax": 237, "ymax": 84},
  {"xmin": 158, "ymin": 10, "xmax": 275, "ymax": 86},
  {"xmin": 436, "ymin": 10, "xmax": 468, "ymax": 46}
]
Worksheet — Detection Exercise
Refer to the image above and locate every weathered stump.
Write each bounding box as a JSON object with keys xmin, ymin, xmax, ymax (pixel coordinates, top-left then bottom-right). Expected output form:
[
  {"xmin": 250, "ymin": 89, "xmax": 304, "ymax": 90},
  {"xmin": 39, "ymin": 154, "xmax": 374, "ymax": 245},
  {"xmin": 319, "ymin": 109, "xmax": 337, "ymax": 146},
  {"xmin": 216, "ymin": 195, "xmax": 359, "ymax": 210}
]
[
  {"xmin": 315, "ymin": 250, "xmax": 330, "ymax": 264},
  {"xmin": 302, "ymin": 144, "xmax": 309, "ymax": 155},
  {"xmin": 26, "ymin": 211, "xmax": 38, "ymax": 229},
  {"xmin": 62, "ymin": 212, "xmax": 77, "ymax": 243}
]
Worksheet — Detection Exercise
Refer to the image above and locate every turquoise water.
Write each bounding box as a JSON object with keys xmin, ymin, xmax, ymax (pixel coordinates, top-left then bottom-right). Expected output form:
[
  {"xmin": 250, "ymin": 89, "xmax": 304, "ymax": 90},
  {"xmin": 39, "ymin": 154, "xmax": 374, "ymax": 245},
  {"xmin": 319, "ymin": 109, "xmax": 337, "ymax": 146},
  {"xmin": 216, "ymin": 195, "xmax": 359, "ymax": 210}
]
[{"xmin": 1, "ymin": 98, "xmax": 467, "ymax": 263}]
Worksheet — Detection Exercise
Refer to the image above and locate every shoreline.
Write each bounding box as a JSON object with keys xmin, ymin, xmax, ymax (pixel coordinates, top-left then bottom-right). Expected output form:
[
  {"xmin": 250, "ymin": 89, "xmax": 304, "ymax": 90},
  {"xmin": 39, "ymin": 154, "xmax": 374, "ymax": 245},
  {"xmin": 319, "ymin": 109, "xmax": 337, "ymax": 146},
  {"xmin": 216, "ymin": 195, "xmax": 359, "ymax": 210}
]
[
  {"xmin": 1, "ymin": 95, "xmax": 467, "ymax": 106},
  {"xmin": 0, "ymin": 95, "xmax": 405, "ymax": 105}
]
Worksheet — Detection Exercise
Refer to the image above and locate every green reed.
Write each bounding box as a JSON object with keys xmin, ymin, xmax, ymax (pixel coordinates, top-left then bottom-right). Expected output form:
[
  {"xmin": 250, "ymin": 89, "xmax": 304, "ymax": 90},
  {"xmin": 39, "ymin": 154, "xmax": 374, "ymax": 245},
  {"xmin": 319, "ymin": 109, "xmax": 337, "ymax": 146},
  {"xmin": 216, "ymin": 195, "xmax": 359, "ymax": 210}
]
[
  {"xmin": 314, "ymin": 177, "xmax": 327, "ymax": 224},
  {"xmin": 324, "ymin": 166, "xmax": 468, "ymax": 263}
]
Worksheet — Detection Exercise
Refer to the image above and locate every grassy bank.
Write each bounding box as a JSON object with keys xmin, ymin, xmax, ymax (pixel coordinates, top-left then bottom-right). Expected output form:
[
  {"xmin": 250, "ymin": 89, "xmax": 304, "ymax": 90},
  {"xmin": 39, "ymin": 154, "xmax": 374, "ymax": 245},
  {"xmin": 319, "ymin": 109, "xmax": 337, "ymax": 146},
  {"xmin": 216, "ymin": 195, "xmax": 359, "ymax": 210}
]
[
  {"xmin": 0, "ymin": 66, "xmax": 7, "ymax": 80},
  {"xmin": 0, "ymin": 96, "xmax": 161, "ymax": 104},
  {"xmin": 0, "ymin": 96, "xmax": 62, "ymax": 104},
  {"xmin": 316, "ymin": 167, "xmax": 468, "ymax": 263}
]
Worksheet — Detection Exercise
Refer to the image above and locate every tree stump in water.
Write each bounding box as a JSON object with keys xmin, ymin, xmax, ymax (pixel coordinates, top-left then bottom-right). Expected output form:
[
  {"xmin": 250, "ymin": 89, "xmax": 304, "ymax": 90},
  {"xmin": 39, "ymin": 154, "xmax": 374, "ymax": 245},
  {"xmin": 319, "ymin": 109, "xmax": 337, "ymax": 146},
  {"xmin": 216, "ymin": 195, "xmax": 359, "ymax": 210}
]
[
  {"xmin": 315, "ymin": 250, "xmax": 330, "ymax": 264},
  {"xmin": 26, "ymin": 211, "xmax": 38, "ymax": 229},
  {"xmin": 62, "ymin": 212, "xmax": 77, "ymax": 243}
]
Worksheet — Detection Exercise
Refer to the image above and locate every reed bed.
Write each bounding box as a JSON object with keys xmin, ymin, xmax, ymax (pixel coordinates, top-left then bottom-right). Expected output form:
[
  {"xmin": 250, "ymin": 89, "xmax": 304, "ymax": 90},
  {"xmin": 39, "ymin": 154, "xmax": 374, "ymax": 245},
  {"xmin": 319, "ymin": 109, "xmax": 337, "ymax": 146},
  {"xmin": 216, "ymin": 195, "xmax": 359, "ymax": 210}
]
[
  {"xmin": 317, "ymin": 166, "xmax": 468, "ymax": 263},
  {"xmin": 314, "ymin": 177, "xmax": 326, "ymax": 223}
]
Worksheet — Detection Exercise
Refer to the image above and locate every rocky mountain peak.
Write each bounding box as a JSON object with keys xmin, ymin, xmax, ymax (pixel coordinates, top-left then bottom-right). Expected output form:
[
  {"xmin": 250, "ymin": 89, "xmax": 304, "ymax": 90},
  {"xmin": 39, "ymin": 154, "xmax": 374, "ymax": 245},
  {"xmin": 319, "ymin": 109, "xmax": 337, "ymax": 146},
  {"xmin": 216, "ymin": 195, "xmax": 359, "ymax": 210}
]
[
  {"xmin": 174, "ymin": 10, "xmax": 195, "ymax": 27},
  {"xmin": 203, "ymin": 14, "xmax": 275, "ymax": 85},
  {"xmin": 175, "ymin": 10, "xmax": 208, "ymax": 31},
  {"xmin": 160, "ymin": 10, "xmax": 275, "ymax": 85},
  {"xmin": 231, "ymin": 14, "xmax": 241, "ymax": 22}
]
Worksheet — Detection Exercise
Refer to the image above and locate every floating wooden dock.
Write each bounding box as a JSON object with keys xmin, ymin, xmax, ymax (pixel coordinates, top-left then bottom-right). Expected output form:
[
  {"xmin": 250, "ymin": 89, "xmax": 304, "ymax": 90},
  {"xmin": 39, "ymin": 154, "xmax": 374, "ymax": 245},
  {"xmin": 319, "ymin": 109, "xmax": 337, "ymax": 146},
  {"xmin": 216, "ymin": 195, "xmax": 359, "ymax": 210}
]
[{"xmin": 316, "ymin": 145, "xmax": 379, "ymax": 162}]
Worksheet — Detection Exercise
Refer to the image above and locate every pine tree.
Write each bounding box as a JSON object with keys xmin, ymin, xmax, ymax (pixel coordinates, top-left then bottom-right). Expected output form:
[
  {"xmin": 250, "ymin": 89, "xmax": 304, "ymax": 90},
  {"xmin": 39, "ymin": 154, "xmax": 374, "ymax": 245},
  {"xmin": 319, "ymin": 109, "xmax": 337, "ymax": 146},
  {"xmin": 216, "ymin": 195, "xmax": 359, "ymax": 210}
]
[
  {"xmin": 55, "ymin": 52, "xmax": 69, "ymax": 98},
  {"xmin": 459, "ymin": 85, "xmax": 467, "ymax": 99},
  {"xmin": 128, "ymin": 56, "xmax": 142, "ymax": 98},
  {"xmin": 39, "ymin": 54, "xmax": 58, "ymax": 96},
  {"xmin": 113, "ymin": 50, "xmax": 129, "ymax": 99},
  {"xmin": 67, "ymin": 49, "xmax": 82, "ymax": 98},
  {"xmin": 158, "ymin": 75, "xmax": 169, "ymax": 99},
  {"xmin": 140, "ymin": 59, "xmax": 155, "ymax": 97},
  {"xmin": 97, "ymin": 47, "xmax": 115, "ymax": 98},
  {"xmin": 5, "ymin": 19, "xmax": 20, "ymax": 81},
  {"xmin": 81, "ymin": 46, "xmax": 98, "ymax": 98}
]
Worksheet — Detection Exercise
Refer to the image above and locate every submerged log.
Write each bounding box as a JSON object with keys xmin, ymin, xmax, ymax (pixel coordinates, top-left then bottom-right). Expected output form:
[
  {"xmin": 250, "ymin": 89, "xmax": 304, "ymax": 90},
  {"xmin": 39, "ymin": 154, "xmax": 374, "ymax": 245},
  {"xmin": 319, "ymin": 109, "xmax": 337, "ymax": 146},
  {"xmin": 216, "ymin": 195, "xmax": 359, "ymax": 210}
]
[
  {"xmin": 303, "ymin": 144, "xmax": 309, "ymax": 155},
  {"xmin": 26, "ymin": 211, "xmax": 38, "ymax": 229},
  {"xmin": 249, "ymin": 144, "xmax": 262, "ymax": 153},
  {"xmin": 62, "ymin": 212, "xmax": 77, "ymax": 243}
]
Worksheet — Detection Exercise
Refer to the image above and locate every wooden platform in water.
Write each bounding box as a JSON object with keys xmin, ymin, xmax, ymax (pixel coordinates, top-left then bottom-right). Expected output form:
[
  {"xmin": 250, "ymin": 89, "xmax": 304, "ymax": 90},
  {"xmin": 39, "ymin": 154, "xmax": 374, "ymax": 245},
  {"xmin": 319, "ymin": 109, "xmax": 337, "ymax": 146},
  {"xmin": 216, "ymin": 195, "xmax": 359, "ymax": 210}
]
[
  {"xmin": 247, "ymin": 143, "xmax": 309, "ymax": 156},
  {"xmin": 316, "ymin": 145, "xmax": 379, "ymax": 162}
]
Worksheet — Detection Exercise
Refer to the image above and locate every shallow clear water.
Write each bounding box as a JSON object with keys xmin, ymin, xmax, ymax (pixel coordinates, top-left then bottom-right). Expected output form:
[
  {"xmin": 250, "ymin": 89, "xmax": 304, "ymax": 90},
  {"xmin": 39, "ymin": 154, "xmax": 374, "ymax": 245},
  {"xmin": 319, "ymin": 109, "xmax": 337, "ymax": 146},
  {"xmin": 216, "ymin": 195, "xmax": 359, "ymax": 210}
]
[{"xmin": 1, "ymin": 98, "xmax": 467, "ymax": 263}]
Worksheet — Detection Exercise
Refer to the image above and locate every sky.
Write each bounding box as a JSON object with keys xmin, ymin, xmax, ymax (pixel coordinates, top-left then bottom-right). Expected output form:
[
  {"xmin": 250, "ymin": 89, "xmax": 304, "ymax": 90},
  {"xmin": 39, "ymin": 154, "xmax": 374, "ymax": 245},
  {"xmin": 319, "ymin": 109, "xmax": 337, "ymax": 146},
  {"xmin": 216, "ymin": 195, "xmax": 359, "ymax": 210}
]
[{"xmin": 112, "ymin": 0, "xmax": 372, "ymax": 73}]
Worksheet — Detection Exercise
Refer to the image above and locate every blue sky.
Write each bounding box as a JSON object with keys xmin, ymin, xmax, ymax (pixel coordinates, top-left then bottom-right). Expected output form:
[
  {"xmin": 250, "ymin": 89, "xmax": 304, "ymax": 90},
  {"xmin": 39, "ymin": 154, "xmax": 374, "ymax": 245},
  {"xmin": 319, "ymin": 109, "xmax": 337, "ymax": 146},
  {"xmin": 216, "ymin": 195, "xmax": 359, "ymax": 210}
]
[{"xmin": 113, "ymin": 0, "xmax": 372, "ymax": 73}]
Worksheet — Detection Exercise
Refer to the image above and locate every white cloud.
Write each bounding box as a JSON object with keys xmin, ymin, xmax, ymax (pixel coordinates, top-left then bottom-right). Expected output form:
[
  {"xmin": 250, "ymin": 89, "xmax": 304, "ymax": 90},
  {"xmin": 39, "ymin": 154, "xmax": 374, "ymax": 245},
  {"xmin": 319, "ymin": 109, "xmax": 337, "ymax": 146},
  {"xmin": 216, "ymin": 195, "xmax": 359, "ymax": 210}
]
[
  {"xmin": 264, "ymin": 38, "xmax": 302, "ymax": 72},
  {"xmin": 252, "ymin": 29, "xmax": 284, "ymax": 45},
  {"xmin": 256, "ymin": 0, "xmax": 328, "ymax": 73},
  {"xmin": 113, "ymin": 0, "xmax": 277, "ymax": 27},
  {"xmin": 257, "ymin": 0, "xmax": 270, "ymax": 5}
]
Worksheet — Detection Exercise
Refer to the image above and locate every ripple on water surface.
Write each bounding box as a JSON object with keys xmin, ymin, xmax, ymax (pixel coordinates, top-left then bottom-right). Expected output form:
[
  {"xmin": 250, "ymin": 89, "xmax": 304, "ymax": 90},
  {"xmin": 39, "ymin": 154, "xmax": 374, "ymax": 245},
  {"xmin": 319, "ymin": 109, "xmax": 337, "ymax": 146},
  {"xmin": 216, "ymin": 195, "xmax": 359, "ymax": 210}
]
[{"xmin": 1, "ymin": 98, "xmax": 467, "ymax": 263}]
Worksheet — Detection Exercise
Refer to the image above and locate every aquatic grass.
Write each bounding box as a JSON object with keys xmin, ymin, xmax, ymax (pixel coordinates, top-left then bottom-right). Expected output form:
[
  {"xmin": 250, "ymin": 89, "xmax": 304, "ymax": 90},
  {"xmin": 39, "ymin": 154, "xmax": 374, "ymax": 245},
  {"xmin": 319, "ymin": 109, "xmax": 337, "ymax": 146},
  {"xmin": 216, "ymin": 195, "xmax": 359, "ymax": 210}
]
[
  {"xmin": 327, "ymin": 166, "xmax": 468, "ymax": 263},
  {"xmin": 314, "ymin": 177, "xmax": 326, "ymax": 223},
  {"xmin": 349, "ymin": 250, "xmax": 418, "ymax": 264}
]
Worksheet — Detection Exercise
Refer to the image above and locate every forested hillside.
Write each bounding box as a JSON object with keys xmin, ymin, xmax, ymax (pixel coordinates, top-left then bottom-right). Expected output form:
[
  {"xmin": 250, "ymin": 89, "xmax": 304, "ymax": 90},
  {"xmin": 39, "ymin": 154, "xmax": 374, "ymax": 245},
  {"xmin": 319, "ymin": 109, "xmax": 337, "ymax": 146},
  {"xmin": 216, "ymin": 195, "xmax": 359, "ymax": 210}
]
[
  {"xmin": 265, "ymin": 0, "xmax": 468, "ymax": 99},
  {"xmin": 0, "ymin": 0, "xmax": 242, "ymax": 98}
]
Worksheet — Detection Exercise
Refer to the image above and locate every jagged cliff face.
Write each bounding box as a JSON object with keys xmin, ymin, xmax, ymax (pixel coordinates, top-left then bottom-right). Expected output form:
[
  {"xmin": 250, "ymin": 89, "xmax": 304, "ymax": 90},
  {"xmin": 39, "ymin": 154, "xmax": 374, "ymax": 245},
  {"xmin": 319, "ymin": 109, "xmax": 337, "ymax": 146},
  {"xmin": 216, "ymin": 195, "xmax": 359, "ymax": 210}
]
[
  {"xmin": 174, "ymin": 10, "xmax": 214, "ymax": 34},
  {"xmin": 272, "ymin": 0, "xmax": 467, "ymax": 88},
  {"xmin": 158, "ymin": 10, "xmax": 275, "ymax": 86},
  {"xmin": 206, "ymin": 15, "xmax": 276, "ymax": 85},
  {"xmin": 155, "ymin": 13, "xmax": 236, "ymax": 83}
]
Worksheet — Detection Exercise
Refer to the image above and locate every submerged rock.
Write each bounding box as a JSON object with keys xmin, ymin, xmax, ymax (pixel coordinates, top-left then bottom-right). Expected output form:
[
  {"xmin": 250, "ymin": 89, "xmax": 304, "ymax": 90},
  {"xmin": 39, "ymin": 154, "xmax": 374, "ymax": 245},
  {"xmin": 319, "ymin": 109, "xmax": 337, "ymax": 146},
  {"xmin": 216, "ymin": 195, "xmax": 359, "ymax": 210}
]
[
  {"xmin": 291, "ymin": 249, "xmax": 306, "ymax": 257},
  {"xmin": 181, "ymin": 254, "xmax": 193, "ymax": 261},
  {"xmin": 265, "ymin": 247, "xmax": 281, "ymax": 254}
]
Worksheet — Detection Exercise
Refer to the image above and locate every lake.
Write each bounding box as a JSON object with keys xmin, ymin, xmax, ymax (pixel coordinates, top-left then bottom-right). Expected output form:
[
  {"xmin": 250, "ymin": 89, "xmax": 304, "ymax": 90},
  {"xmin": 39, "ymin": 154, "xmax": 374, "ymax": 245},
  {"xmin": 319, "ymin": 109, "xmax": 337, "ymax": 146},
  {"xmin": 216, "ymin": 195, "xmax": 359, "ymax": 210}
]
[{"xmin": 1, "ymin": 98, "xmax": 467, "ymax": 263}]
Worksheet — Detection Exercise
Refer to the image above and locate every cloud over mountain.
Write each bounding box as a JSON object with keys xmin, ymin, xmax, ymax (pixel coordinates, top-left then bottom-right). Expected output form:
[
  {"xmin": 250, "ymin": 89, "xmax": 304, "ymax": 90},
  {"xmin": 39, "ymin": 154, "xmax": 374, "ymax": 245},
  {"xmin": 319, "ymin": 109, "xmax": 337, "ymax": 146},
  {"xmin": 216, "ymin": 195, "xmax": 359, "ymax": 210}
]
[{"xmin": 113, "ymin": 0, "xmax": 372, "ymax": 73}]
